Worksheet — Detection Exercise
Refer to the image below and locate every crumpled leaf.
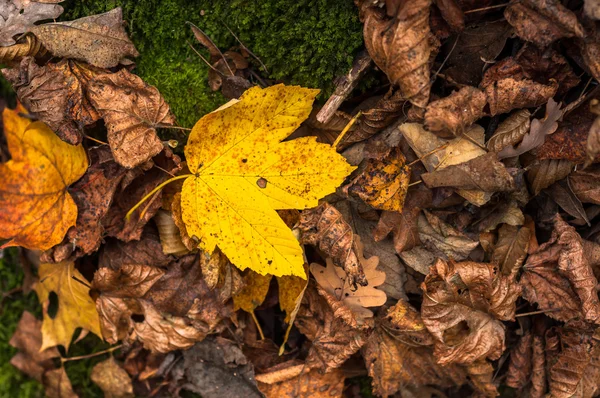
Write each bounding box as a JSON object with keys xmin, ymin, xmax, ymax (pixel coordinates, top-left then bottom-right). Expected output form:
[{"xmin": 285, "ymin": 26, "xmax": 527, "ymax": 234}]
[
  {"xmin": 504, "ymin": 0, "xmax": 584, "ymax": 48},
  {"xmin": 421, "ymin": 259, "xmax": 515, "ymax": 365},
  {"xmin": 487, "ymin": 109, "xmax": 531, "ymax": 153},
  {"xmin": 360, "ymin": 0, "xmax": 432, "ymax": 109},
  {"xmin": 424, "ymin": 86, "xmax": 487, "ymax": 138},
  {"xmin": 90, "ymin": 357, "xmax": 134, "ymax": 398},
  {"xmin": 526, "ymin": 158, "xmax": 574, "ymax": 196},
  {"xmin": 506, "ymin": 331, "xmax": 533, "ymax": 390},
  {"xmin": 400, "ymin": 122, "xmax": 491, "ymax": 205},
  {"xmin": 2, "ymin": 57, "xmax": 103, "ymax": 145},
  {"xmin": 570, "ymin": 165, "xmax": 600, "ymax": 205},
  {"xmin": 153, "ymin": 209, "xmax": 190, "ymax": 256},
  {"xmin": 416, "ymin": 210, "xmax": 479, "ymax": 262},
  {"xmin": 362, "ymin": 301, "xmax": 466, "ymax": 396},
  {"xmin": 492, "ymin": 224, "xmax": 531, "ymax": 276},
  {"xmin": 0, "ymin": 106, "xmax": 88, "ymax": 251},
  {"xmin": 421, "ymin": 152, "xmax": 516, "ymax": 192},
  {"xmin": 482, "ymin": 76, "xmax": 558, "ymax": 118},
  {"xmin": 498, "ymin": 98, "xmax": 564, "ymax": 158},
  {"xmin": 343, "ymin": 146, "xmax": 410, "ymax": 212},
  {"xmin": 177, "ymin": 337, "xmax": 262, "ymax": 398},
  {"xmin": 299, "ymin": 202, "xmax": 367, "ymax": 286},
  {"xmin": 181, "ymin": 84, "xmax": 354, "ymax": 279},
  {"xmin": 521, "ymin": 215, "xmax": 600, "ymax": 323},
  {"xmin": 545, "ymin": 179, "xmax": 590, "ymax": 226},
  {"xmin": 311, "ymin": 238, "xmax": 386, "ymax": 327},
  {"xmin": 99, "ymin": 227, "xmax": 173, "ymax": 270},
  {"xmin": 9, "ymin": 311, "xmax": 59, "ymax": 382},
  {"xmin": 35, "ymin": 261, "xmax": 102, "ymax": 351},
  {"xmin": 88, "ymin": 69, "xmax": 175, "ymax": 169},
  {"xmin": 30, "ymin": 8, "xmax": 138, "ymax": 68},
  {"xmin": 0, "ymin": 0, "xmax": 63, "ymax": 46},
  {"xmin": 256, "ymin": 361, "xmax": 345, "ymax": 398}
]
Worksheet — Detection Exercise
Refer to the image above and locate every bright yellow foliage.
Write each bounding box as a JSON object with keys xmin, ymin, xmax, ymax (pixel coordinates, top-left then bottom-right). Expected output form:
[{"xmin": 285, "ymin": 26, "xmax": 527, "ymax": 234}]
[
  {"xmin": 0, "ymin": 106, "xmax": 88, "ymax": 250},
  {"xmin": 35, "ymin": 261, "xmax": 102, "ymax": 351},
  {"xmin": 181, "ymin": 84, "xmax": 355, "ymax": 278}
]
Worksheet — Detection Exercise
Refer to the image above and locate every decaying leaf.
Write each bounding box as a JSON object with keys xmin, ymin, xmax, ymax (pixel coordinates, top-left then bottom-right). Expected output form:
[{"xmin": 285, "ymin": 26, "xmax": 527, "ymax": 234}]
[
  {"xmin": 256, "ymin": 361, "xmax": 345, "ymax": 398},
  {"xmin": 233, "ymin": 270, "xmax": 272, "ymax": 313},
  {"xmin": 43, "ymin": 367, "xmax": 77, "ymax": 398},
  {"xmin": 498, "ymin": 98, "xmax": 564, "ymax": 158},
  {"xmin": 35, "ymin": 261, "xmax": 102, "ymax": 350},
  {"xmin": 492, "ymin": 223, "xmax": 531, "ymax": 276},
  {"xmin": 30, "ymin": 8, "xmax": 138, "ymax": 68},
  {"xmin": 343, "ymin": 146, "xmax": 410, "ymax": 212},
  {"xmin": 88, "ymin": 69, "xmax": 175, "ymax": 169},
  {"xmin": 506, "ymin": 332, "xmax": 533, "ymax": 390},
  {"xmin": 504, "ymin": 0, "xmax": 584, "ymax": 47},
  {"xmin": 2, "ymin": 57, "xmax": 103, "ymax": 145},
  {"xmin": 487, "ymin": 109, "xmax": 531, "ymax": 153},
  {"xmin": 586, "ymin": 99, "xmax": 600, "ymax": 167},
  {"xmin": 360, "ymin": 0, "xmax": 432, "ymax": 109},
  {"xmin": 90, "ymin": 357, "xmax": 134, "ymax": 398},
  {"xmin": 0, "ymin": 106, "xmax": 88, "ymax": 251},
  {"xmin": 526, "ymin": 158, "xmax": 574, "ymax": 196},
  {"xmin": 424, "ymin": 86, "xmax": 487, "ymax": 138},
  {"xmin": 299, "ymin": 202, "xmax": 367, "ymax": 286},
  {"xmin": 0, "ymin": 0, "xmax": 63, "ymax": 46},
  {"xmin": 181, "ymin": 85, "xmax": 354, "ymax": 279},
  {"xmin": 482, "ymin": 76, "xmax": 558, "ymax": 118}
]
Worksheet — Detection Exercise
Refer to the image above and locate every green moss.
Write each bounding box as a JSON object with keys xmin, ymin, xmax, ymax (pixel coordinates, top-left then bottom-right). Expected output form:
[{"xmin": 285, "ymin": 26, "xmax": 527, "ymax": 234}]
[{"xmin": 61, "ymin": 0, "xmax": 363, "ymax": 127}]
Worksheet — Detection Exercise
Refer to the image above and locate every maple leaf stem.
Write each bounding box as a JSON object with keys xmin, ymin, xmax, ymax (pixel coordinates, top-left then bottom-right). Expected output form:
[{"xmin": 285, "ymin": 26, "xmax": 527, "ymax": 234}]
[
  {"xmin": 83, "ymin": 134, "xmax": 107, "ymax": 145},
  {"xmin": 332, "ymin": 111, "xmax": 362, "ymax": 149},
  {"xmin": 514, "ymin": 308, "xmax": 561, "ymax": 318},
  {"xmin": 408, "ymin": 180, "xmax": 422, "ymax": 187},
  {"xmin": 464, "ymin": 2, "xmax": 510, "ymax": 14},
  {"xmin": 125, "ymin": 174, "xmax": 193, "ymax": 221},
  {"xmin": 250, "ymin": 310, "xmax": 265, "ymax": 340},
  {"xmin": 155, "ymin": 124, "xmax": 192, "ymax": 131},
  {"xmin": 61, "ymin": 344, "xmax": 123, "ymax": 363}
]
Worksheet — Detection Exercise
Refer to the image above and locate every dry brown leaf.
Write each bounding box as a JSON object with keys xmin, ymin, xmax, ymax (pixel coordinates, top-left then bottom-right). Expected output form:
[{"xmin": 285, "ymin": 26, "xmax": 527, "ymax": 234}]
[
  {"xmin": 310, "ymin": 238, "xmax": 386, "ymax": 327},
  {"xmin": 498, "ymin": 98, "xmax": 564, "ymax": 158},
  {"xmin": 526, "ymin": 158, "xmax": 574, "ymax": 196},
  {"xmin": 88, "ymin": 69, "xmax": 175, "ymax": 169},
  {"xmin": 361, "ymin": 0, "xmax": 432, "ymax": 109},
  {"xmin": 435, "ymin": 0, "xmax": 464, "ymax": 32},
  {"xmin": 99, "ymin": 228, "xmax": 174, "ymax": 270},
  {"xmin": 483, "ymin": 77, "xmax": 558, "ymax": 118},
  {"xmin": 487, "ymin": 109, "xmax": 531, "ymax": 153},
  {"xmin": 417, "ymin": 210, "xmax": 479, "ymax": 262},
  {"xmin": 492, "ymin": 224, "xmax": 531, "ymax": 276},
  {"xmin": 586, "ymin": 101, "xmax": 600, "ymax": 168},
  {"xmin": 421, "ymin": 259, "xmax": 513, "ymax": 365},
  {"xmin": 43, "ymin": 367, "xmax": 77, "ymax": 398},
  {"xmin": 0, "ymin": 0, "xmax": 63, "ymax": 46},
  {"xmin": 424, "ymin": 86, "xmax": 487, "ymax": 138},
  {"xmin": 504, "ymin": 0, "xmax": 584, "ymax": 48},
  {"xmin": 586, "ymin": 0, "xmax": 600, "ymax": 19},
  {"xmin": 2, "ymin": 57, "xmax": 103, "ymax": 145},
  {"xmin": 343, "ymin": 146, "xmax": 410, "ymax": 212},
  {"xmin": 421, "ymin": 152, "xmax": 516, "ymax": 192},
  {"xmin": 30, "ymin": 8, "xmax": 138, "ymax": 68},
  {"xmin": 298, "ymin": 203, "xmax": 367, "ymax": 287},
  {"xmin": 545, "ymin": 179, "xmax": 590, "ymax": 226},
  {"xmin": 570, "ymin": 165, "xmax": 600, "ymax": 205},
  {"xmin": 90, "ymin": 357, "xmax": 134, "ymax": 398},
  {"xmin": 257, "ymin": 361, "xmax": 345, "ymax": 398},
  {"xmin": 506, "ymin": 332, "xmax": 533, "ymax": 390}
]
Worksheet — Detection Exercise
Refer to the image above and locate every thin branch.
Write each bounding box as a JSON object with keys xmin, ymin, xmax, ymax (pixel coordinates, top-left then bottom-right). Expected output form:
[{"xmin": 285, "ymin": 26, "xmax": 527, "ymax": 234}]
[{"xmin": 61, "ymin": 345, "xmax": 123, "ymax": 363}]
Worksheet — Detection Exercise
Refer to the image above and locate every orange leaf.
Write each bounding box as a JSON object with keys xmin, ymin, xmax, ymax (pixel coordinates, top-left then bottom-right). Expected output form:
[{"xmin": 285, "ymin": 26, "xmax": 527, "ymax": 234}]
[{"xmin": 0, "ymin": 107, "xmax": 88, "ymax": 250}]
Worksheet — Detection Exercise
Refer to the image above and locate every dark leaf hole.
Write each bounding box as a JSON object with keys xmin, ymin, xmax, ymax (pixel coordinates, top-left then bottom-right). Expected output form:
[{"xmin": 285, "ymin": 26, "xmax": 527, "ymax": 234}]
[
  {"xmin": 48, "ymin": 291, "xmax": 59, "ymax": 319},
  {"xmin": 131, "ymin": 314, "xmax": 145, "ymax": 323}
]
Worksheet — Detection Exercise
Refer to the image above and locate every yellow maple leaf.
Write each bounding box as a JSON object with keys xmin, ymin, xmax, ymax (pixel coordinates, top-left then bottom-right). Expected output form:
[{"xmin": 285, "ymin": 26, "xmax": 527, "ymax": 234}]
[
  {"xmin": 35, "ymin": 261, "xmax": 102, "ymax": 351},
  {"xmin": 180, "ymin": 84, "xmax": 355, "ymax": 278},
  {"xmin": 0, "ymin": 106, "xmax": 88, "ymax": 250}
]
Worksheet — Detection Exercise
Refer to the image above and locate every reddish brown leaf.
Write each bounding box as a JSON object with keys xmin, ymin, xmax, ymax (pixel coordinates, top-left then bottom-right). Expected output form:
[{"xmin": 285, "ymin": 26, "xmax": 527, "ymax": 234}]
[
  {"xmin": 424, "ymin": 86, "xmax": 487, "ymax": 138},
  {"xmin": 506, "ymin": 332, "xmax": 533, "ymax": 389}
]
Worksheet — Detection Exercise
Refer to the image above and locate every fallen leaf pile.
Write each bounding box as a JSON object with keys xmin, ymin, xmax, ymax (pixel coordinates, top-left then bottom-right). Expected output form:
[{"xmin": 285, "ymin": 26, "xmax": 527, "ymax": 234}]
[{"xmin": 6, "ymin": 1, "xmax": 600, "ymax": 397}]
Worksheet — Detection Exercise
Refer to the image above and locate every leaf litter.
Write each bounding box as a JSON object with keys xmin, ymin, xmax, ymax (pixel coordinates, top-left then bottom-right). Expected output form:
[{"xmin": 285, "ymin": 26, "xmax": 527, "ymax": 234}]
[{"xmin": 5, "ymin": 2, "xmax": 600, "ymax": 397}]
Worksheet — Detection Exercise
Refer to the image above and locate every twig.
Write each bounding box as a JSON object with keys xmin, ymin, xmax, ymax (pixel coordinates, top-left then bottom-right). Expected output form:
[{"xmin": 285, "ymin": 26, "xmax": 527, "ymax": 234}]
[
  {"xmin": 222, "ymin": 22, "xmax": 269, "ymax": 74},
  {"xmin": 251, "ymin": 311, "xmax": 265, "ymax": 340},
  {"xmin": 464, "ymin": 2, "xmax": 512, "ymax": 14},
  {"xmin": 332, "ymin": 111, "xmax": 362, "ymax": 149},
  {"xmin": 61, "ymin": 345, "xmax": 123, "ymax": 363},
  {"xmin": 187, "ymin": 41, "xmax": 227, "ymax": 76},
  {"xmin": 83, "ymin": 135, "xmax": 107, "ymax": 146},
  {"xmin": 187, "ymin": 22, "xmax": 234, "ymax": 76},
  {"xmin": 515, "ymin": 308, "xmax": 561, "ymax": 318}
]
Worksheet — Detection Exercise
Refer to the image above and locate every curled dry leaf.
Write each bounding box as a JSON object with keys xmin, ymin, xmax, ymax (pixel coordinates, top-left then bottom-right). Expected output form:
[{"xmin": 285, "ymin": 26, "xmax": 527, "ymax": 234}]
[
  {"xmin": 487, "ymin": 109, "xmax": 531, "ymax": 153},
  {"xmin": 570, "ymin": 165, "xmax": 600, "ymax": 205},
  {"xmin": 498, "ymin": 98, "xmax": 564, "ymax": 159},
  {"xmin": 421, "ymin": 152, "xmax": 516, "ymax": 192},
  {"xmin": 90, "ymin": 357, "xmax": 134, "ymax": 398},
  {"xmin": 256, "ymin": 361, "xmax": 345, "ymax": 398},
  {"xmin": 526, "ymin": 158, "xmax": 574, "ymax": 196},
  {"xmin": 424, "ymin": 86, "xmax": 487, "ymax": 138},
  {"xmin": 88, "ymin": 69, "xmax": 175, "ymax": 169},
  {"xmin": 0, "ymin": 0, "xmax": 63, "ymax": 46},
  {"xmin": 363, "ymin": 301, "xmax": 466, "ymax": 397},
  {"xmin": 0, "ymin": 33, "xmax": 49, "ymax": 66},
  {"xmin": 35, "ymin": 261, "xmax": 102, "ymax": 350},
  {"xmin": 361, "ymin": 0, "xmax": 432, "ymax": 109},
  {"xmin": 2, "ymin": 57, "xmax": 103, "ymax": 145},
  {"xmin": 421, "ymin": 259, "xmax": 517, "ymax": 365},
  {"xmin": 506, "ymin": 332, "xmax": 533, "ymax": 390},
  {"xmin": 343, "ymin": 146, "xmax": 410, "ymax": 212},
  {"xmin": 504, "ymin": 0, "xmax": 584, "ymax": 48},
  {"xmin": 30, "ymin": 8, "xmax": 139, "ymax": 68},
  {"xmin": 483, "ymin": 76, "xmax": 558, "ymax": 118},
  {"xmin": 310, "ymin": 238, "xmax": 386, "ymax": 327},
  {"xmin": 0, "ymin": 106, "xmax": 87, "ymax": 251},
  {"xmin": 299, "ymin": 202, "xmax": 367, "ymax": 286},
  {"xmin": 153, "ymin": 209, "xmax": 189, "ymax": 256}
]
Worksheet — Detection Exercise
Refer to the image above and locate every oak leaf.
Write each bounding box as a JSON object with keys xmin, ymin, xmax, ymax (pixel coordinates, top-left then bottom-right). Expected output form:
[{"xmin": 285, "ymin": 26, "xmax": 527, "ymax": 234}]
[
  {"xmin": 88, "ymin": 69, "xmax": 175, "ymax": 169},
  {"xmin": 180, "ymin": 85, "xmax": 354, "ymax": 280},
  {"xmin": 343, "ymin": 146, "xmax": 410, "ymax": 212},
  {"xmin": 90, "ymin": 357, "xmax": 134, "ymax": 398},
  {"xmin": 424, "ymin": 86, "xmax": 487, "ymax": 138},
  {"xmin": 0, "ymin": 106, "xmax": 88, "ymax": 251},
  {"xmin": 30, "ymin": 8, "xmax": 138, "ymax": 68},
  {"xmin": 0, "ymin": 0, "xmax": 63, "ymax": 46},
  {"xmin": 34, "ymin": 261, "xmax": 102, "ymax": 351}
]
